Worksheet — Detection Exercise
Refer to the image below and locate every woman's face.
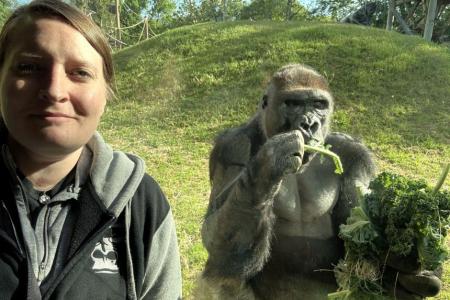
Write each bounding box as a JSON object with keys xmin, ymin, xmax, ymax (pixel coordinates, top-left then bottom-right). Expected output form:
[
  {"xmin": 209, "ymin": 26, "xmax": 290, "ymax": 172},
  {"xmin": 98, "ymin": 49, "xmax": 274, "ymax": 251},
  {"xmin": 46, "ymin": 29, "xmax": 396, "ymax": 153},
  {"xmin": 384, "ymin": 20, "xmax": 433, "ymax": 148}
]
[{"xmin": 0, "ymin": 17, "xmax": 107, "ymax": 157}]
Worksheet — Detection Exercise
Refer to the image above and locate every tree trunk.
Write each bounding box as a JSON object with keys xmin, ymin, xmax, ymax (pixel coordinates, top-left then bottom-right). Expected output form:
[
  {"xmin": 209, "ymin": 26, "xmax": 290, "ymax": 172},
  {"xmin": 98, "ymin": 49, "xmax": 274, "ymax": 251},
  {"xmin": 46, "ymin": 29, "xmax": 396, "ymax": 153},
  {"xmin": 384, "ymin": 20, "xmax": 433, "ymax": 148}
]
[
  {"xmin": 286, "ymin": 0, "xmax": 293, "ymax": 21},
  {"xmin": 393, "ymin": 9, "xmax": 414, "ymax": 34},
  {"xmin": 223, "ymin": 0, "xmax": 228, "ymax": 21},
  {"xmin": 115, "ymin": 0, "xmax": 121, "ymax": 48},
  {"xmin": 424, "ymin": 0, "xmax": 438, "ymax": 41},
  {"xmin": 386, "ymin": 0, "xmax": 395, "ymax": 30}
]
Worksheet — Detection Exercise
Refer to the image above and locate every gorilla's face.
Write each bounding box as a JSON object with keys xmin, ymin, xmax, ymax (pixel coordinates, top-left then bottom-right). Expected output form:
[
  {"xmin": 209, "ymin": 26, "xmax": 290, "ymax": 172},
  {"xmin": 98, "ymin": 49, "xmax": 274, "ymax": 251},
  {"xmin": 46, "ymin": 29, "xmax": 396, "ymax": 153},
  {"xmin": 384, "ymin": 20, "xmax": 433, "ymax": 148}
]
[{"xmin": 262, "ymin": 88, "xmax": 333, "ymax": 163}]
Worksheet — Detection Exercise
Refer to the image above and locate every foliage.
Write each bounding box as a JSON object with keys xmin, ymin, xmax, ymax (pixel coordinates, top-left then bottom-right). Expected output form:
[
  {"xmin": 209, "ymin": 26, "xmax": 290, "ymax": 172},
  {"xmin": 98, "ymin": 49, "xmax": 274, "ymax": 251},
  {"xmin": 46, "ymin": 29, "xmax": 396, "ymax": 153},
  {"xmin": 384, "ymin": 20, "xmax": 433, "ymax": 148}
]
[
  {"xmin": 69, "ymin": 0, "xmax": 117, "ymax": 42},
  {"xmin": 335, "ymin": 172, "xmax": 450, "ymax": 296},
  {"xmin": 146, "ymin": 0, "xmax": 176, "ymax": 30},
  {"xmin": 64, "ymin": 0, "xmax": 323, "ymax": 48},
  {"xmin": 70, "ymin": 0, "xmax": 112, "ymax": 24},
  {"xmin": 172, "ymin": 0, "xmax": 314, "ymax": 27},
  {"xmin": 117, "ymin": 0, "xmax": 148, "ymax": 45},
  {"xmin": 434, "ymin": 5, "xmax": 450, "ymax": 41},
  {"xmin": 0, "ymin": 0, "xmax": 16, "ymax": 27},
  {"xmin": 240, "ymin": 0, "xmax": 310, "ymax": 21},
  {"xmin": 173, "ymin": 0, "xmax": 200, "ymax": 25},
  {"xmin": 69, "ymin": 0, "xmax": 159, "ymax": 46},
  {"xmin": 198, "ymin": 0, "xmax": 245, "ymax": 22},
  {"xmin": 313, "ymin": 0, "xmax": 450, "ymax": 42},
  {"xmin": 313, "ymin": 0, "xmax": 357, "ymax": 20}
]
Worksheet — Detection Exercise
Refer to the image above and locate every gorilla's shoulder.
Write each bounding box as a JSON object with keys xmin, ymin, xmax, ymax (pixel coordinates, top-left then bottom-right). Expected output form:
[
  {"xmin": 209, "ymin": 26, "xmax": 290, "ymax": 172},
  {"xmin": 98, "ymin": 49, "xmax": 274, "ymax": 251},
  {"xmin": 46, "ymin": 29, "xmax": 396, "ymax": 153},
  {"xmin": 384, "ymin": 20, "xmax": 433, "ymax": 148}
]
[
  {"xmin": 211, "ymin": 121, "xmax": 263, "ymax": 167},
  {"xmin": 325, "ymin": 132, "xmax": 376, "ymax": 176},
  {"xmin": 325, "ymin": 132, "xmax": 363, "ymax": 147}
]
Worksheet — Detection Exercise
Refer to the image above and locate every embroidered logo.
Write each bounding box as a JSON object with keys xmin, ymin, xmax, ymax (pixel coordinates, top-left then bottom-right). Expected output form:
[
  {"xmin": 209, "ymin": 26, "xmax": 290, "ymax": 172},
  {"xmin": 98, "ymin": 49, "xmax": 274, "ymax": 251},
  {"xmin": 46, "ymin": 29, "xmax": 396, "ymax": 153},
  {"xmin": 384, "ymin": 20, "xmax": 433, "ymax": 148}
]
[{"xmin": 91, "ymin": 236, "xmax": 119, "ymax": 274}]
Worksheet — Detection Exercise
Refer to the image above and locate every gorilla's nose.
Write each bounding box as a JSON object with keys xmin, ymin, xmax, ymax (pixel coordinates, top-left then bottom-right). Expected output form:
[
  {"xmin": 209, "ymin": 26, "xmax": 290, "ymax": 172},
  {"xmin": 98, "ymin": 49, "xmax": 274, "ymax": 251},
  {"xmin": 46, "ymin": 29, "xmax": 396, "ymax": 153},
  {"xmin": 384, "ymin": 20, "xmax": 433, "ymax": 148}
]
[
  {"xmin": 300, "ymin": 121, "xmax": 310, "ymax": 131},
  {"xmin": 300, "ymin": 116, "xmax": 318, "ymax": 131}
]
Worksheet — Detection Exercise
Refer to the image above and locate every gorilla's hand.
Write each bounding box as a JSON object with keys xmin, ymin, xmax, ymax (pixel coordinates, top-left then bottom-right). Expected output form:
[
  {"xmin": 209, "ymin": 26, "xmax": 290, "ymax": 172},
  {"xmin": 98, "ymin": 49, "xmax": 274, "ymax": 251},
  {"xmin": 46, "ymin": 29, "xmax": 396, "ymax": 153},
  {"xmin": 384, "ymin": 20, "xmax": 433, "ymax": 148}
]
[
  {"xmin": 383, "ymin": 253, "xmax": 442, "ymax": 299},
  {"xmin": 249, "ymin": 130, "xmax": 304, "ymax": 183}
]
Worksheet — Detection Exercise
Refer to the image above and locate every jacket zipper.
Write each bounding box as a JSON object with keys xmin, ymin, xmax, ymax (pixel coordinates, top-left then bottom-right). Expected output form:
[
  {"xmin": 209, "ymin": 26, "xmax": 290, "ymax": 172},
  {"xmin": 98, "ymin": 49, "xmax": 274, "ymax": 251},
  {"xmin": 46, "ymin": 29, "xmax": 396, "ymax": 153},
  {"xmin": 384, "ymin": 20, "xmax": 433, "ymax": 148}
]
[
  {"xmin": 38, "ymin": 206, "xmax": 51, "ymax": 281},
  {"xmin": 43, "ymin": 214, "xmax": 116, "ymax": 299},
  {"xmin": 1, "ymin": 200, "xmax": 25, "ymax": 256}
]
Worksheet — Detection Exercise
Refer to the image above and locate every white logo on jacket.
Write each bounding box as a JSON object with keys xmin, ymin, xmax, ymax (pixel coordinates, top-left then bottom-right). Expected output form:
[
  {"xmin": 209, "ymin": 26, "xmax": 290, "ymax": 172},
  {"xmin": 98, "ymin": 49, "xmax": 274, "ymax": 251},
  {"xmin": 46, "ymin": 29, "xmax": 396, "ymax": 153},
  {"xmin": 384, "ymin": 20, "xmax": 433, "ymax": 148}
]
[{"xmin": 91, "ymin": 237, "xmax": 119, "ymax": 274}]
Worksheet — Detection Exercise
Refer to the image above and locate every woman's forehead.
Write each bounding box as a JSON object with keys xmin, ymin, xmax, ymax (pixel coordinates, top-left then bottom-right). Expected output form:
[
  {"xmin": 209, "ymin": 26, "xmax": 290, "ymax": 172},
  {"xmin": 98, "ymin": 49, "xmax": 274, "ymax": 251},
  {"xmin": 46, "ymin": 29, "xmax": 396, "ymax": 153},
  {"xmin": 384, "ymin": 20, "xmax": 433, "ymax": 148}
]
[{"xmin": 6, "ymin": 17, "xmax": 103, "ymax": 67}]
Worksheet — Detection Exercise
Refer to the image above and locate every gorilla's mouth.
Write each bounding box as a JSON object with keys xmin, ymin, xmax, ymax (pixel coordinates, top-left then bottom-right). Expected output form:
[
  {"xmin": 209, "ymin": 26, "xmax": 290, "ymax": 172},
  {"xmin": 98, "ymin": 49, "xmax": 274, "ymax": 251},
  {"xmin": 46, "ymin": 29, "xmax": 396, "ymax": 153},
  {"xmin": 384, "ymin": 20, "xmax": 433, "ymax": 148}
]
[
  {"xmin": 302, "ymin": 138, "xmax": 323, "ymax": 165},
  {"xmin": 293, "ymin": 152, "xmax": 302, "ymax": 158}
]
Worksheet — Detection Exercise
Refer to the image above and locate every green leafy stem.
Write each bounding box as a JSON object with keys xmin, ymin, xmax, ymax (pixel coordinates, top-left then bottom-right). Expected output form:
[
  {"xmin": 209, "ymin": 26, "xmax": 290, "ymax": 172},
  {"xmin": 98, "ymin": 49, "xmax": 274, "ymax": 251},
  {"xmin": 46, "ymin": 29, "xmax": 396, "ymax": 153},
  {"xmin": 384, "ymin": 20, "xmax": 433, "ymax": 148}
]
[
  {"xmin": 433, "ymin": 163, "xmax": 450, "ymax": 193},
  {"xmin": 304, "ymin": 145, "xmax": 344, "ymax": 174}
]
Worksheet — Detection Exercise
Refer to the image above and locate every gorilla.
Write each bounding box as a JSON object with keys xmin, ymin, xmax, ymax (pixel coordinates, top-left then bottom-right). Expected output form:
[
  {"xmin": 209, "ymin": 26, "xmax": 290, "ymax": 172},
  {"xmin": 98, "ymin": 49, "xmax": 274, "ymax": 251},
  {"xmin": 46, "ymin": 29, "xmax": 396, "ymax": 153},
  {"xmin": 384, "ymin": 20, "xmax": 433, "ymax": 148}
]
[{"xmin": 197, "ymin": 64, "xmax": 442, "ymax": 299}]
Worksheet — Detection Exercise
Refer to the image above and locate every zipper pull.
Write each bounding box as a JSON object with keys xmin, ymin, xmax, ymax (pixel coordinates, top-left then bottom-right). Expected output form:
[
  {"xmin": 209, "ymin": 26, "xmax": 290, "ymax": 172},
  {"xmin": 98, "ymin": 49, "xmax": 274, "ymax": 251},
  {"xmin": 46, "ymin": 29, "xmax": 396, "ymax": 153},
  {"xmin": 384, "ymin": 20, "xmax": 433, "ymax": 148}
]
[{"xmin": 39, "ymin": 192, "xmax": 50, "ymax": 204}]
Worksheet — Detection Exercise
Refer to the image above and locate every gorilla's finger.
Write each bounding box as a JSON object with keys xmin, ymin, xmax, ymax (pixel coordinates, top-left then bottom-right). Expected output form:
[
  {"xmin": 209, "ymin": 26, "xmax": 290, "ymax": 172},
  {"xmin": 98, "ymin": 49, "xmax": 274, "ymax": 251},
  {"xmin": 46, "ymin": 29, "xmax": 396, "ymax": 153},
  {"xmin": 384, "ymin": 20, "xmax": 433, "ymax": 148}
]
[
  {"xmin": 398, "ymin": 272, "xmax": 441, "ymax": 297},
  {"xmin": 277, "ymin": 130, "xmax": 305, "ymax": 158},
  {"xmin": 284, "ymin": 155, "xmax": 303, "ymax": 174},
  {"xmin": 385, "ymin": 285, "xmax": 422, "ymax": 300},
  {"xmin": 385, "ymin": 251, "xmax": 420, "ymax": 274}
]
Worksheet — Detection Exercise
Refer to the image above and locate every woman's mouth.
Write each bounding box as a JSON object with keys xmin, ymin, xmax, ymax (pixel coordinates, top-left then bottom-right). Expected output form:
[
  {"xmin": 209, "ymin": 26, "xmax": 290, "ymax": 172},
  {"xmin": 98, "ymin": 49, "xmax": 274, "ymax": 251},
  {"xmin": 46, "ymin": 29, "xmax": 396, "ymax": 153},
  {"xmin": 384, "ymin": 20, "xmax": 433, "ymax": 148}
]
[{"xmin": 32, "ymin": 111, "xmax": 74, "ymax": 122}]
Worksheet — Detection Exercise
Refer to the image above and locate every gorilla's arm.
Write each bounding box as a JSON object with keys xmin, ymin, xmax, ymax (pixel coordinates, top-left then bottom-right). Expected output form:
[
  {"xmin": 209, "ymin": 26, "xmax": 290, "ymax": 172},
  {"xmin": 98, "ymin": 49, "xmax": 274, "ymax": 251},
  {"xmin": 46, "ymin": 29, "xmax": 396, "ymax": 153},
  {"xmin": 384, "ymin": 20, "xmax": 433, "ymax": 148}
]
[
  {"xmin": 328, "ymin": 133, "xmax": 377, "ymax": 232},
  {"xmin": 202, "ymin": 126, "xmax": 303, "ymax": 281},
  {"xmin": 202, "ymin": 130, "xmax": 279, "ymax": 281}
]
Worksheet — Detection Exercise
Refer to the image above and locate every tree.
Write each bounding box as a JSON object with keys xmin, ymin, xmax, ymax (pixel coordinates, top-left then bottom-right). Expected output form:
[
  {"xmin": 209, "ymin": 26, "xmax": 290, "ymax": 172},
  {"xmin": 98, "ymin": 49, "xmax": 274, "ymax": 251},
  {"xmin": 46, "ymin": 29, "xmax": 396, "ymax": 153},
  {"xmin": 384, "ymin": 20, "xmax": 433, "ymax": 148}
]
[
  {"xmin": 174, "ymin": 0, "xmax": 200, "ymax": 25},
  {"xmin": 0, "ymin": 0, "xmax": 16, "ymax": 27},
  {"xmin": 198, "ymin": 0, "xmax": 245, "ymax": 21},
  {"xmin": 118, "ymin": 0, "xmax": 148, "ymax": 44},
  {"xmin": 314, "ymin": 0, "xmax": 356, "ymax": 20},
  {"xmin": 386, "ymin": 0, "xmax": 394, "ymax": 30},
  {"xmin": 198, "ymin": 0, "xmax": 221, "ymax": 21},
  {"xmin": 70, "ymin": 0, "xmax": 150, "ymax": 46},
  {"xmin": 435, "ymin": 3, "xmax": 450, "ymax": 42},
  {"xmin": 314, "ymin": 0, "xmax": 450, "ymax": 42},
  {"xmin": 146, "ymin": 0, "xmax": 176, "ymax": 30},
  {"xmin": 424, "ymin": 0, "xmax": 438, "ymax": 40},
  {"xmin": 286, "ymin": 0, "xmax": 294, "ymax": 20},
  {"xmin": 70, "ymin": 0, "xmax": 116, "ymax": 34},
  {"xmin": 241, "ymin": 0, "xmax": 310, "ymax": 21}
]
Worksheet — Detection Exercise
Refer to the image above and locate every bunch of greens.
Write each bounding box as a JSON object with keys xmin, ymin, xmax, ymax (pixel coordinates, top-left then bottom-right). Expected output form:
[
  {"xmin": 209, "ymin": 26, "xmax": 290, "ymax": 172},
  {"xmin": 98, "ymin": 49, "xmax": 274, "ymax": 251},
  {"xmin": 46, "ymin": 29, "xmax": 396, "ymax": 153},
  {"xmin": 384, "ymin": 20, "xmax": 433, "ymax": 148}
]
[{"xmin": 329, "ymin": 166, "xmax": 450, "ymax": 299}]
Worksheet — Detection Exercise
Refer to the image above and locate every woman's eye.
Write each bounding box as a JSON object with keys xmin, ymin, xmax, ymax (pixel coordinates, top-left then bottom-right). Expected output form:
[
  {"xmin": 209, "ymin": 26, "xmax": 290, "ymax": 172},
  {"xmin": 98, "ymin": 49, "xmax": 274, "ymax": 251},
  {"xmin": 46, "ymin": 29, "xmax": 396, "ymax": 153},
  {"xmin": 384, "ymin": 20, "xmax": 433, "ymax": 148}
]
[{"xmin": 72, "ymin": 69, "xmax": 92, "ymax": 78}]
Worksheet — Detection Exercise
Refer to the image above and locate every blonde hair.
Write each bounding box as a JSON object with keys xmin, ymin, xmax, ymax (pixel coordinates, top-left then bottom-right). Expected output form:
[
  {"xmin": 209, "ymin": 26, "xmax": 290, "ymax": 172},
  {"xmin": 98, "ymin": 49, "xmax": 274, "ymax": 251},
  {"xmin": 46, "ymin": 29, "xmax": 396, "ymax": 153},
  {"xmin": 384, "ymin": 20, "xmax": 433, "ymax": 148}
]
[{"xmin": 0, "ymin": 0, "xmax": 115, "ymax": 97}]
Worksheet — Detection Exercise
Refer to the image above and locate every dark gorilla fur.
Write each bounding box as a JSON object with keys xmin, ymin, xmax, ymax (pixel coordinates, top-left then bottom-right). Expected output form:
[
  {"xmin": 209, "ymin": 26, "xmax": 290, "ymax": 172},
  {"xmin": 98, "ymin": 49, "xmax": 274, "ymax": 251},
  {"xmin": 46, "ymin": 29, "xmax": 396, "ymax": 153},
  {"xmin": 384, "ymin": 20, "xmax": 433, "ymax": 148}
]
[{"xmin": 197, "ymin": 64, "xmax": 442, "ymax": 300}]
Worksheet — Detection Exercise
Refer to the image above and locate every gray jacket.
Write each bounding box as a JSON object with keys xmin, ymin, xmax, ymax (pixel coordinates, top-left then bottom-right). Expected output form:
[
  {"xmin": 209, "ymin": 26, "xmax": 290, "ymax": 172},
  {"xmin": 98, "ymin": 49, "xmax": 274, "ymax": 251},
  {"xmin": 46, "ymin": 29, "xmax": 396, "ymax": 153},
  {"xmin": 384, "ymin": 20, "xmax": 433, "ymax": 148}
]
[{"xmin": 0, "ymin": 131, "xmax": 182, "ymax": 299}]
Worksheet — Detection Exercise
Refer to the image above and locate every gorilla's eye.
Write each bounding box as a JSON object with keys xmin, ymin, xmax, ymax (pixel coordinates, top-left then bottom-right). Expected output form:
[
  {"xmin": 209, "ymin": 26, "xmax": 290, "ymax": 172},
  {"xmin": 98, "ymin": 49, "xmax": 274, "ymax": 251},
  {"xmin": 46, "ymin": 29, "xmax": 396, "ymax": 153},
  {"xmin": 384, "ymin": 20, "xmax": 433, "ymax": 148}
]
[{"xmin": 313, "ymin": 100, "xmax": 328, "ymax": 109}]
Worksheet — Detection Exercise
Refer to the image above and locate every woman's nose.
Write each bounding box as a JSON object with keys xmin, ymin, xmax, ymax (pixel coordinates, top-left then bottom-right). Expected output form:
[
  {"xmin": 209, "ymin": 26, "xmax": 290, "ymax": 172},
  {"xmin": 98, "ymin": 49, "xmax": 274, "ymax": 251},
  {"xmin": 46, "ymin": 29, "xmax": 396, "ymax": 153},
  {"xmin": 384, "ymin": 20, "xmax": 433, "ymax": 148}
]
[{"xmin": 38, "ymin": 66, "xmax": 69, "ymax": 102}]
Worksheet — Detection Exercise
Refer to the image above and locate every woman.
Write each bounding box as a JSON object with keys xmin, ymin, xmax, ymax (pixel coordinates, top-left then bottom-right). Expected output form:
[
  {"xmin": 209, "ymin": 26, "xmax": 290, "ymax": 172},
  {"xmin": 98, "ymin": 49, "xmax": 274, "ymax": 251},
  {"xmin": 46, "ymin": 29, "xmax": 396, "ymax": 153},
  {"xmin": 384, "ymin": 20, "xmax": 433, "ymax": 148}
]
[{"xmin": 0, "ymin": 1, "xmax": 182, "ymax": 299}]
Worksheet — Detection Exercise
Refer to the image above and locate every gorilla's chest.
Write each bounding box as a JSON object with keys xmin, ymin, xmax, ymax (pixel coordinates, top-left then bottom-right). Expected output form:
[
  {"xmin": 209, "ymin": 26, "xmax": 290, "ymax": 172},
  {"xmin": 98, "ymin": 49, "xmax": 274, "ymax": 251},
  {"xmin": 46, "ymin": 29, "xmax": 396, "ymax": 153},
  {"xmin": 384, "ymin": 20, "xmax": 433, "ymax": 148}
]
[{"xmin": 273, "ymin": 162, "xmax": 340, "ymax": 238}]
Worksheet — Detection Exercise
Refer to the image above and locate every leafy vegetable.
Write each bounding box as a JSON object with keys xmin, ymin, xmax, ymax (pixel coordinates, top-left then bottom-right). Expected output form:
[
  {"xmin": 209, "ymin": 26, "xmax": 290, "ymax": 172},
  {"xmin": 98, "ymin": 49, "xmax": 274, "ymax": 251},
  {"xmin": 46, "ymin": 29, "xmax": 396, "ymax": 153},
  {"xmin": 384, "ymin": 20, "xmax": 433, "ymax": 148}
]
[
  {"xmin": 304, "ymin": 144, "xmax": 344, "ymax": 174},
  {"xmin": 330, "ymin": 168, "xmax": 450, "ymax": 299}
]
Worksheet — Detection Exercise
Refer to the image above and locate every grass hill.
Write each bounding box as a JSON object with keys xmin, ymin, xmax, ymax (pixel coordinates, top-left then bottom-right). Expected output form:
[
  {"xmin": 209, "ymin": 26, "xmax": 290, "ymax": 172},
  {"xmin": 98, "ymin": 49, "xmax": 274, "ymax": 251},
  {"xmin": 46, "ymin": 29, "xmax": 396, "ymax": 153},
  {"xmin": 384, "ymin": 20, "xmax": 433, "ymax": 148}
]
[{"xmin": 100, "ymin": 21, "xmax": 450, "ymax": 298}]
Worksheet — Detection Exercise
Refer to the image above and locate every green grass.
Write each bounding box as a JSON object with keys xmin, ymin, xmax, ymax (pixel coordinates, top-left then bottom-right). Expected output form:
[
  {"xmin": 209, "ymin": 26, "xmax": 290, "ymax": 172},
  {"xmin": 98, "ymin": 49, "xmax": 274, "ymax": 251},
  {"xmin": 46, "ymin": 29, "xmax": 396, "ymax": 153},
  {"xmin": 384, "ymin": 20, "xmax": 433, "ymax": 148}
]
[{"xmin": 99, "ymin": 21, "xmax": 450, "ymax": 299}]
